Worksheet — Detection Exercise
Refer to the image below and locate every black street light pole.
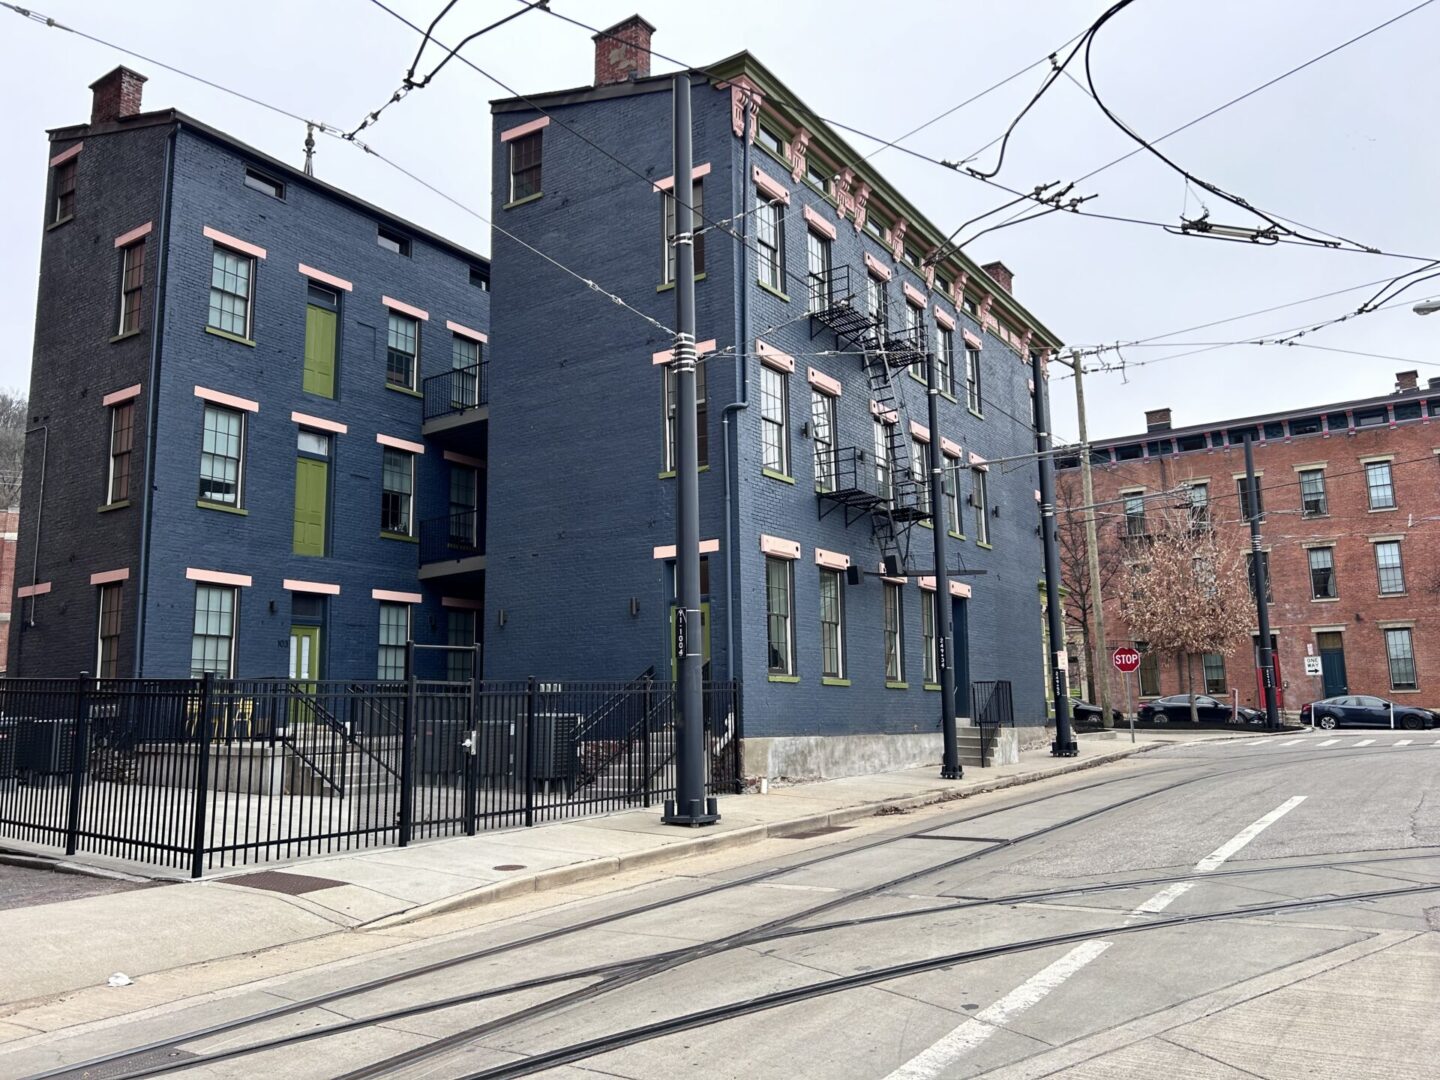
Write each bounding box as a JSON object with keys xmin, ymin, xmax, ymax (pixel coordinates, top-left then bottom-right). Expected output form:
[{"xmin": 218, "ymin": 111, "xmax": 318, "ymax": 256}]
[
  {"xmin": 663, "ymin": 71, "xmax": 718, "ymax": 827},
  {"xmin": 1034, "ymin": 350, "xmax": 1076, "ymax": 757},
  {"xmin": 926, "ymin": 349, "xmax": 962, "ymax": 779},
  {"xmin": 1243, "ymin": 436, "xmax": 1280, "ymax": 732}
]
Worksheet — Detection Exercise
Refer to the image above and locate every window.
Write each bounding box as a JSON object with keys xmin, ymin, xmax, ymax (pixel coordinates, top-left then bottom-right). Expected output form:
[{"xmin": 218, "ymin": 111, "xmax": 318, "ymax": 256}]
[
  {"xmin": 1247, "ymin": 551, "xmax": 1273, "ymax": 603},
  {"xmin": 1236, "ymin": 475, "xmax": 1263, "ymax": 521},
  {"xmin": 107, "ymin": 401, "xmax": 134, "ymax": 504},
  {"xmin": 662, "ymin": 179, "xmax": 705, "ymax": 283},
  {"xmin": 874, "ymin": 416, "xmax": 893, "ymax": 503},
  {"xmin": 469, "ymin": 264, "xmax": 490, "ymax": 291},
  {"xmin": 935, "ymin": 326, "xmax": 954, "ymax": 395},
  {"xmin": 509, "ymin": 130, "xmax": 542, "ymax": 201},
  {"xmin": 811, "ymin": 388, "xmax": 836, "ymax": 493},
  {"xmin": 864, "ymin": 214, "xmax": 887, "ymax": 242},
  {"xmin": 447, "ymin": 610, "xmax": 477, "ymax": 682},
  {"xmin": 903, "ymin": 243, "xmax": 923, "ymax": 269},
  {"xmin": 190, "ymin": 585, "xmax": 236, "ymax": 678},
  {"xmin": 866, "ymin": 273, "xmax": 889, "ymax": 328},
  {"xmin": 756, "ymin": 193, "xmax": 785, "ymax": 290},
  {"xmin": 962, "ymin": 295, "xmax": 978, "ymax": 318},
  {"xmin": 922, "ymin": 594, "xmax": 937, "ymax": 684},
  {"xmin": 1136, "ymin": 642, "xmax": 1160, "ymax": 696},
  {"xmin": 760, "ymin": 365, "xmax": 789, "ymax": 475},
  {"xmin": 1290, "ymin": 415, "xmax": 1323, "ymax": 437},
  {"xmin": 96, "ymin": 583, "xmax": 122, "ymax": 680},
  {"xmin": 377, "ymin": 225, "xmax": 411, "ymax": 256},
  {"xmin": 944, "ymin": 462, "xmax": 962, "ymax": 535},
  {"xmin": 377, "ymin": 602, "xmax": 410, "ymax": 681},
  {"xmin": 912, "ymin": 438, "xmax": 931, "ymax": 515},
  {"xmin": 243, "ymin": 168, "xmax": 284, "ymax": 200},
  {"xmin": 806, "ymin": 228, "xmax": 832, "ymax": 313},
  {"xmin": 1299, "ymin": 469, "xmax": 1327, "ymax": 517},
  {"xmin": 386, "ymin": 312, "xmax": 419, "ymax": 389},
  {"xmin": 965, "ymin": 347, "xmax": 982, "ymax": 413},
  {"xmin": 804, "ymin": 163, "xmax": 830, "ymax": 193},
  {"xmin": 198, "ymin": 404, "xmax": 244, "ymax": 506},
  {"xmin": 765, "ymin": 556, "xmax": 794, "ymax": 675},
  {"xmin": 50, "ymin": 158, "xmax": 76, "ymax": 224},
  {"xmin": 756, "ymin": 124, "xmax": 785, "ymax": 157},
  {"xmin": 303, "ymin": 283, "xmax": 338, "ymax": 398},
  {"xmin": 1365, "ymin": 461, "xmax": 1396, "ymax": 509},
  {"xmin": 1123, "ymin": 491, "xmax": 1146, "ymax": 537},
  {"xmin": 117, "ymin": 240, "xmax": 145, "ymax": 335},
  {"xmin": 451, "ymin": 333, "xmax": 482, "ymax": 409},
  {"xmin": 884, "ymin": 582, "xmax": 904, "ymax": 682},
  {"xmin": 972, "ymin": 467, "xmax": 990, "ymax": 544},
  {"xmin": 905, "ymin": 302, "xmax": 924, "ymax": 379},
  {"xmin": 207, "ymin": 245, "xmax": 254, "ymax": 339},
  {"xmin": 293, "ymin": 430, "xmax": 330, "ymax": 556},
  {"xmin": 1187, "ymin": 481, "xmax": 1209, "ymax": 525},
  {"xmin": 449, "ymin": 464, "xmax": 478, "ymax": 546},
  {"xmin": 1385, "ymin": 627, "xmax": 1418, "ymax": 690},
  {"xmin": 1375, "ymin": 541, "xmax": 1406, "ymax": 594},
  {"xmin": 1308, "ymin": 547, "xmax": 1337, "ymax": 599},
  {"xmin": 381, "ymin": 448, "xmax": 414, "ymax": 536},
  {"xmin": 819, "ymin": 568, "xmax": 845, "ymax": 679},
  {"xmin": 1202, "ymin": 652, "xmax": 1226, "ymax": 695},
  {"xmin": 664, "ymin": 358, "xmax": 708, "ymax": 471}
]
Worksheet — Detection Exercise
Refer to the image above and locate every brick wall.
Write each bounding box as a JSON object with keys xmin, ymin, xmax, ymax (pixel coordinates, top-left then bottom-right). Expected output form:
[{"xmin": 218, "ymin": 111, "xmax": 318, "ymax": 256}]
[{"xmin": 0, "ymin": 509, "xmax": 17, "ymax": 673}]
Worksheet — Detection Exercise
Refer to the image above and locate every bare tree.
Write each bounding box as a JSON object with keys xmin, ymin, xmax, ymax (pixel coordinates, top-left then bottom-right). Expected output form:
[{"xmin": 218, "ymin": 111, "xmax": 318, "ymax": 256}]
[
  {"xmin": 1056, "ymin": 471, "xmax": 1122, "ymax": 705},
  {"xmin": 1118, "ymin": 505, "xmax": 1253, "ymax": 722},
  {"xmin": 0, "ymin": 391, "xmax": 26, "ymax": 510}
]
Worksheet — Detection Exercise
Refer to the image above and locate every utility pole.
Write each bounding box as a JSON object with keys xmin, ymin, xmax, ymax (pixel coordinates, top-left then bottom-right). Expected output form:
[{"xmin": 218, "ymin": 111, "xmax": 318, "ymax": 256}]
[
  {"xmin": 663, "ymin": 72, "xmax": 718, "ymax": 827},
  {"xmin": 1035, "ymin": 350, "xmax": 1076, "ymax": 756},
  {"xmin": 926, "ymin": 349, "xmax": 962, "ymax": 779},
  {"xmin": 1243, "ymin": 436, "xmax": 1280, "ymax": 732},
  {"xmin": 1071, "ymin": 360, "xmax": 1111, "ymax": 725}
]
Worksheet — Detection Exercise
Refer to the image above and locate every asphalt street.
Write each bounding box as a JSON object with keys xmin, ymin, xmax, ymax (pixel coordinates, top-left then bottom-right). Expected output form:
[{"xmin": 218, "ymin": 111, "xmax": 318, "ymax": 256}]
[{"xmin": 4, "ymin": 729, "xmax": 1438, "ymax": 1079}]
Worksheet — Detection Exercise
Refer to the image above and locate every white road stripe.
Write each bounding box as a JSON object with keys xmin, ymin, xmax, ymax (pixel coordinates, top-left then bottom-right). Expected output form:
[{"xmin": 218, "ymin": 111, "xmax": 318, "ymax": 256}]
[
  {"xmin": 1194, "ymin": 796, "xmax": 1307, "ymax": 873},
  {"xmin": 1128, "ymin": 881, "xmax": 1194, "ymax": 916},
  {"xmin": 1278, "ymin": 739, "xmax": 1303, "ymax": 746},
  {"xmin": 1355, "ymin": 739, "xmax": 1375, "ymax": 747},
  {"xmin": 881, "ymin": 940, "xmax": 1112, "ymax": 1079},
  {"xmin": 1318, "ymin": 738, "xmax": 1339, "ymax": 747},
  {"xmin": 1396, "ymin": 740, "xmax": 1413, "ymax": 746}
]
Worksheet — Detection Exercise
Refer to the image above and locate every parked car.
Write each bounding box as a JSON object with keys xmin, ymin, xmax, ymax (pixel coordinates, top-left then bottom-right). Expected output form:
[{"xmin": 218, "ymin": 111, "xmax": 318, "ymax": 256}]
[
  {"xmin": 1071, "ymin": 699, "xmax": 1124, "ymax": 727},
  {"xmin": 1301, "ymin": 696, "xmax": 1436, "ymax": 730},
  {"xmin": 1138, "ymin": 694, "xmax": 1263, "ymax": 724}
]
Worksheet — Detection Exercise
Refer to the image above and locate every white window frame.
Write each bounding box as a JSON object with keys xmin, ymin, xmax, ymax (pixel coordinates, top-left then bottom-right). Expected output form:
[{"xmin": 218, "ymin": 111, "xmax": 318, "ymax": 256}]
[
  {"xmin": 377, "ymin": 602, "xmax": 411, "ymax": 681},
  {"xmin": 760, "ymin": 365, "xmax": 790, "ymax": 476},
  {"xmin": 972, "ymin": 467, "xmax": 990, "ymax": 544},
  {"xmin": 884, "ymin": 582, "xmax": 904, "ymax": 682},
  {"xmin": 811, "ymin": 387, "xmax": 836, "ymax": 493},
  {"xmin": 765, "ymin": 555, "xmax": 795, "ymax": 675},
  {"xmin": 819, "ymin": 567, "xmax": 845, "ymax": 679},
  {"xmin": 381, "ymin": 447, "xmax": 416, "ymax": 537},
  {"xmin": 207, "ymin": 244, "xmax": 254, "ymax": 339},
  {"xmin": 190, "ymin": 584, "xmax": 237, "ymax": 679}
]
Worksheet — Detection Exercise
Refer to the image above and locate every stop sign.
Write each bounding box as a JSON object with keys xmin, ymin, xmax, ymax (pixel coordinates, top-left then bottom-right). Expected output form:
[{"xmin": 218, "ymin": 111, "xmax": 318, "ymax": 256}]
[{"xmin": 1112, "ymin": 646, "xmax": 1142, "ymax": 674}]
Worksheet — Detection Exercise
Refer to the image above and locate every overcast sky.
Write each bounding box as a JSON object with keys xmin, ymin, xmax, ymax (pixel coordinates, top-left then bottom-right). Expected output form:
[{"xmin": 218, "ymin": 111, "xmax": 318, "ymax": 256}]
[{"xmin": 2, "ymin": 0, "xmax": 1436, "ymax": 441}]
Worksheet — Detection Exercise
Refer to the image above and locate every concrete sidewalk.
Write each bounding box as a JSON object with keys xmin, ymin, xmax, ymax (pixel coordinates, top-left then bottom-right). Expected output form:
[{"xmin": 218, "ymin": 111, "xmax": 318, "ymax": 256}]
[{"xmin": 0, "ymin": 728, "xmax": 1272, "ymax": 1007}]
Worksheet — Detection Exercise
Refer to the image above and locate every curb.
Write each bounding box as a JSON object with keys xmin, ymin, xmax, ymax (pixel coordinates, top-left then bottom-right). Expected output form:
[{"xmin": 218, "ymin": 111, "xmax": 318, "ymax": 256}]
[{"xmin": 361, "ymin": 740, "xmax": 1165, "ymax": 931}]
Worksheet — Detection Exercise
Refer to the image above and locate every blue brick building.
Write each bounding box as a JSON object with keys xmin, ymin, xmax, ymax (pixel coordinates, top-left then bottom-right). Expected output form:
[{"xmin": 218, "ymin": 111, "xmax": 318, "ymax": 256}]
[
  {"xmin": 11, "ymin": 68, "xmax": 490, "ymax": 683},
  {"xmin": 484, "ymin": 20, "xmax": 1066, "ymax": 777}
]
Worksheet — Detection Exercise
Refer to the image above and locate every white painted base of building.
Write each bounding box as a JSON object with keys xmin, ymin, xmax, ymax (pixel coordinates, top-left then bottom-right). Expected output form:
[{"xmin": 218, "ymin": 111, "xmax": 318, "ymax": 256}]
[{"xmin": 743, "ymin": 726, "xmax": 1025, "ymax": 784}]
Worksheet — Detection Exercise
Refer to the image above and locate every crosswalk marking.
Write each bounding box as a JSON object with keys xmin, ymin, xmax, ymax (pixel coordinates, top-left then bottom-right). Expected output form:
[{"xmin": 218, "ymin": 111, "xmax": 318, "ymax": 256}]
[
  {"xmin": 1317, "ymin": 739, "xmax": 1339, "ymax": 747},
  {"xmin": 1278, "ymin": 739, "xmax": 1303, "ymax": 746},
  {"xmin": 1355, "ymin": 739, "xmax": 1375, "ymax": 747}
]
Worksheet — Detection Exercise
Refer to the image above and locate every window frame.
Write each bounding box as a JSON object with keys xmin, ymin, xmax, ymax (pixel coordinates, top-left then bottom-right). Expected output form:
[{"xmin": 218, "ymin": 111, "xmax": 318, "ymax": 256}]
[
  {"xmin": 198, "ymin": 403, "xmax": 245, "ymax": 508},
  {"xmin": 190, "ymin": 584, "xmax": 237, "ymax": 679},
  {"xmin": 1202, "ymin": 651, "xmax": 1226, "ymax": 695},
  {"xmin": 377, "ymin": 602, "xmax": 411, "ymax": 681},
  {"xmin": 883, "ymin": 581, "xmax": 904, "ymax": 682},
  {"xmin": 1308, "ymin": 546, "xmax": 1338, "ymax": 600},
  {"xmin": 117, "ymin": 239, "xmax": 145, "ymax": 336},
  {"xmin": 662, "ymin": 178, "xmax": 706, "ymax": 284},
  {"xmin": 866, "ymin": 272, "xmax": 889, "ymax": 328},
  {"xmin": 449, "ymin": 462, "xmax": 479, "ymax": 546},
  {"xmin": 1365, "ymin": 460, "xmax": 1396, "ymax": 510},
  {"xmin": 509, "ymin": 130, "xmax": 543, "ymax": 202},
  {"xmin": 380, "ymin": 447, "xmax": 416, "ymax": 537},
  {"xmin": 1299, "ymin": 468, "xmax": 1328, "ymax": 517},
  {"xmin": 811, "ymin": 387, "xmax": 836, "ymax": 493},
  {"xmin": 1385, "ymin": 627, "xmax": 1418, "ymax": 691},
  {"xmin": 765, "ymin": 555, "xmax": 795, "ymax": 676},
  {"xmin": 819, "ymin": 567, "xmax": 846, "ymax": 679},
  {"xmin": 1375, "ymin": 540, "xmax": 1406, "ymax": 595},
  {"xmin": 964, "ymin": 346, "xmax": 983, "ymax": 413},
  {"xmin": 944, "ymin": 461, "xmax": 962, "ymax": 537},
  {"xmin": 760, "ymin": 364, "xmax": 790, "ymax": 477},
  {"xmin": 50, "ymin": 158, "xmax": 76, "ymax": 225},
  {"xmin": 873, "ymin": 416, "xmax": 893, "ymax": 503},
  {"xmin": 1236, "ymin": 474, "xmax": 1264, "ymax": 521},
  {"xmin": 972, "ymin": 467, "xmax": 990, "ymax": 544},
  {"xmin": 107, "ymin": 400, "xmax": 134, "ymax": 505},
  {"xmin": 922, "ymin": 592, "xmax": 937, "ymax": 684},
  {"xmin": 386, "ymin": 311, "xmax": 420, "ymax": 390},
  {"xmin": 905, "ymin": 301, "xmax": 925, "ymax": 380},
  {"xmin": 96, "ymin": 582, "xmax": 122, "ymax": 680},
  {"xmin": 805, "ymin": 227, "xmax": 832, "ymax": 313},
  {"xmin": 207, "ymin": 244, "xmax": 255, "ymax": 340},
  {"xmin": 243, "ymin": 168, "xmax": 285, "ymax": 200},
  {"xmin": 912, "ymin": 437, "xmax": 931, "ymax": 515},
  {"xmin": 664, "ymin": 359, "xmax": 708, "ymax": 471},
  {"xmin": 450, "ymin": 332, "xmax": 482, "ymax": 409},
  {"xmin": 1187, "ymin": 481, "xmax": 1210, "ymax": 525},
  {"xmin": 935, "ymin": 325, "xmax": 954, "ymax": 395},
  {"xmin": 376, "ymin": 225, "xmax": 411, "ymax": 257},
  {"xmin": 755, "ymin": 192, "xmax": 785, "ymax": 291}
]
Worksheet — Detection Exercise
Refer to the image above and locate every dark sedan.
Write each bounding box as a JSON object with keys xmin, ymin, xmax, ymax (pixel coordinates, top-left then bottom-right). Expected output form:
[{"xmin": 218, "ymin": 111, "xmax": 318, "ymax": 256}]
[
  {"xmin": 1071, "ymin": 699, "xmax": 1124, "ymax": 727},
  {"xmin": 1301, "ymin": 696, "xmax": 1436, "ymax": 730},
  {"xmin": 1138, "ymin": 694, "xmax": 1263, "ymax": 724}
]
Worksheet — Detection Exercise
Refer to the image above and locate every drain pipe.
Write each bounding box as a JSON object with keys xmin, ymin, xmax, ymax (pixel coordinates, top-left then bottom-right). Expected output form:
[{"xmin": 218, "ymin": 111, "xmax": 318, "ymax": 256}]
[{"xmin": 721, "ymin": 86, "xmax": 755, "ymax": 684}]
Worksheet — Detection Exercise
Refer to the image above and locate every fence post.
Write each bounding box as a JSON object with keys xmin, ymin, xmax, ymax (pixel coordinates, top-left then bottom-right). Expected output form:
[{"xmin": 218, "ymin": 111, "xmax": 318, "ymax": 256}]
[
  {"xmin": 642, "ymin": 676, "xmax": 653, "ymax": 809},
  {"xmin": 524, "ymin": 676, "xmax": 537, "ymax": 828},
  {"xmin": 400, "ymin": 640, "xmax": 416, "ymax": 846},
  {"xmin": 189, "ymin": 672, "xmax": 214, "ymax": 879},
  {"xmin": 464, "ymin": 654, "xmax": 479, "ymax": 837},
  {"xmin": 63, "ymin": 671, "xmax": 90, "ymax": 856}
]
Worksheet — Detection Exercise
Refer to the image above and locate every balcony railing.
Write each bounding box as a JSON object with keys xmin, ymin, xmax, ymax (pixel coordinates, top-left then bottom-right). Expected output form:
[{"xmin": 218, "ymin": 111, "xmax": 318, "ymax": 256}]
[
  {"xmin": 422, "ymin": 362, "xmax": 488, "ymax": 422},
  {"xmin": 815, "ymin": 446, "xmax": 888, "ymax": 510},
  {"xmin": 419, "ymin": 511, "xmax": 482, "ymax": 567}
]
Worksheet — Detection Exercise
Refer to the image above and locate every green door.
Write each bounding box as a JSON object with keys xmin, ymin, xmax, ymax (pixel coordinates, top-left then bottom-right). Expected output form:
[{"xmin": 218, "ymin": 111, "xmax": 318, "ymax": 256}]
[
  {"xmin": 303, "ymin": 303, "xmax": 337, "ymax": 398},
  {"xmin": 288, "ymin": 625, "xmax": 321, "ymax": 725},
  {"xmin": 293, "ymin": 457, "xmax": 328, "ymax": 555}
]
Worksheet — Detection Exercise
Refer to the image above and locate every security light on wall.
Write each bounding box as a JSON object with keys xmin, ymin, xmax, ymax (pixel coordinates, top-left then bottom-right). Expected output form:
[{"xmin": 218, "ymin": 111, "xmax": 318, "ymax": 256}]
[
  {"xmin": 497, "ymin": 608, "xmax": 507, "ymax": 628},
  {"xmin": 629, "ymin": 597, "xmax": 640, "ymax": 616}
]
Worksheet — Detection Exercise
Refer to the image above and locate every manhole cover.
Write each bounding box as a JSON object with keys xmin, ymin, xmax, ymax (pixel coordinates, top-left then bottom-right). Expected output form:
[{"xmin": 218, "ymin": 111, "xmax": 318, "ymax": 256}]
[
  {"xmin": 782, "ymin": 826, "xmax": 854, "ymax": 839},
  {"xmin": 224, "ymin": 870, "xmax": 346, "ymax": 895},
  {"xmin": 493, "ymin": 864, "xmax": 526, "ymax": 871},
  {"xmin": 52, "ymin": 1046, "xmax": 198, "ymax": 1079}
]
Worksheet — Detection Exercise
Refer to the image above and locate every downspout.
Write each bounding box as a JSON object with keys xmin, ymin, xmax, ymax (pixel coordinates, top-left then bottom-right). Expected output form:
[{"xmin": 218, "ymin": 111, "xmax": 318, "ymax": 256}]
[
  {"xmin": 721, "ymin": 87, "xmax": 754, "ymax": 684},
  {"xmin": 133, "ymin": 125, "xmax": 177, "ymax": 676}
]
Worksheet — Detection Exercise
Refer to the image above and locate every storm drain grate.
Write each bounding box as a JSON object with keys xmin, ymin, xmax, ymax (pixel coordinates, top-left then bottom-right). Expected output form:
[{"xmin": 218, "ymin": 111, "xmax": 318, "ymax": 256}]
[
  {"xmin": 54, "ymin": 1047, "xmax": 199, "ymax": 1079},
  {"xmin": 223, "ymin": 870, "xmax": 346, "ymax": 895},
  {"xmin": 781, "ymin": 826, "xmax": 854, "ymax": 839}
]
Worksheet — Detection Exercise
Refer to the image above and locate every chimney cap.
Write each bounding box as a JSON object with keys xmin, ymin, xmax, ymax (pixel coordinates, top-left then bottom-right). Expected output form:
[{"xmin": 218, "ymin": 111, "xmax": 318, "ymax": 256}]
[
  {"xmin": 1394, "ymin": 369, "xmax": 1419, "ymax": 392},
  {"xmin": 1144, "ymin": 407, "xmax": 1172, "ymax": 432},
  {"xmin": 592, "ymin": 13, "xmax": 658, "ymax": 40},
  {"xmin": 88, "ymin": 65, "xmax": 148, "ymax": 93}
]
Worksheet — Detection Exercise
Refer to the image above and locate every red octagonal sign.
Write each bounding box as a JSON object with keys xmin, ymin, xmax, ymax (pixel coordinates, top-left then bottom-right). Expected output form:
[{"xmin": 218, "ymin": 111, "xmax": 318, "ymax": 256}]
[{"xmin": 1112, "ymin": 646, "xmax": 1142, "ymax": 674}]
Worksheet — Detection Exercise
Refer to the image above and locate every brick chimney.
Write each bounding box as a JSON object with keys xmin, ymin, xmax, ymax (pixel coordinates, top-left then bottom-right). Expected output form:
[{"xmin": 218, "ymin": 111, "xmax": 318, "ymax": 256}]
[
  {"xmin": 593, "ymin": 15, "xmax": 656, "ymax": 86},
  {"xmin": 1145, "ymin": 407, "xmax": 1172, "ymax": 432},
  {"xmin": 90, "ymin": 66, "xmax": 147, "ymax": 125},
  {"xmin": 981, "ymin": 260, "xmax": 1014, "ymax": 294},
  {"xmin": 1394, "ymin": 369, "xmax": 1419, "ymax": 394}
]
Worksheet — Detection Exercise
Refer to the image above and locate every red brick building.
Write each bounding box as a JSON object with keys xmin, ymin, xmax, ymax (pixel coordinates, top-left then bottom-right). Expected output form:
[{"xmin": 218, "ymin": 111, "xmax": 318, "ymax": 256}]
[
  {"xmin": 1061, "ymin": 371, "xmax": 1440, "ymax": 715},
  {"xmin": 0, "ymin": 508, "xmax": 17, "ymax": 675}
]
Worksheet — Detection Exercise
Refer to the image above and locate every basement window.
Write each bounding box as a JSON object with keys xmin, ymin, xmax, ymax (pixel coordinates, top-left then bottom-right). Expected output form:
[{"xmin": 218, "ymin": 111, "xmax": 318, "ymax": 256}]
[
  {"xmin": 243, "ymin": 168, "xmax": 285, "ymax": 200},
  {"xmin": 377, "ymin": 225, "xmax": 411, "ymax": 257}
]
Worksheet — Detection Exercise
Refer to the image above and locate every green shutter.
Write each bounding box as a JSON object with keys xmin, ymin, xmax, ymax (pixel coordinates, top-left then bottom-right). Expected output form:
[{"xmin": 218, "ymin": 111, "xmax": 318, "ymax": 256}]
[
  {"xmin": 293, "ymin": 458, "xmax": 328, "ymax": 555},
  {"xmin": 303, "ymin": 304, "xmax": 337, "ymax": 398}
]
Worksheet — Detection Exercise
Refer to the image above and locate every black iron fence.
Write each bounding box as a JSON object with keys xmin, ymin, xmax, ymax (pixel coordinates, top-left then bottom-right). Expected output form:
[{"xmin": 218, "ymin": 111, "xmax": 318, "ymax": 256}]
[
  {"xmin": 419, "ymin": 511, "xmax": 483, "ymax": 566},
  {"xmin": 970, "ymin": 680, "xmax": 1014, "ymax": 768},
  {"xmin": 0, "ymin": 673, "xmax": 742, "ymax": 877},
  {"xmin": 422, "ymin": 361, "xmax": 488, "ymax": 422}
]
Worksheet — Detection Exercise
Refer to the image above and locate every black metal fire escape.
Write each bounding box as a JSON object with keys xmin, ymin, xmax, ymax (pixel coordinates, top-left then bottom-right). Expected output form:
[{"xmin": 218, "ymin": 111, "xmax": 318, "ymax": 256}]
[{"xmin": 807, "ymin": 264, "xmax": 932, "ymax": 571}]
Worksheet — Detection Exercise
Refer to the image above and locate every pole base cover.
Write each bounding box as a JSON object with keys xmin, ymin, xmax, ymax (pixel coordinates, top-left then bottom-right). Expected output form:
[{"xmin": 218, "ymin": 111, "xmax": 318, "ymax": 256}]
[
  {"xmin": 940, "ymin": 765, "xmax": 964, "ymax": 779},
  {"xmin": 662, "ymin": 796, "xmax": 720, "ymax": 827},
  {"xmin": 1050, "ymin": 739, "xmax": 1079, "ymax": 757}
]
